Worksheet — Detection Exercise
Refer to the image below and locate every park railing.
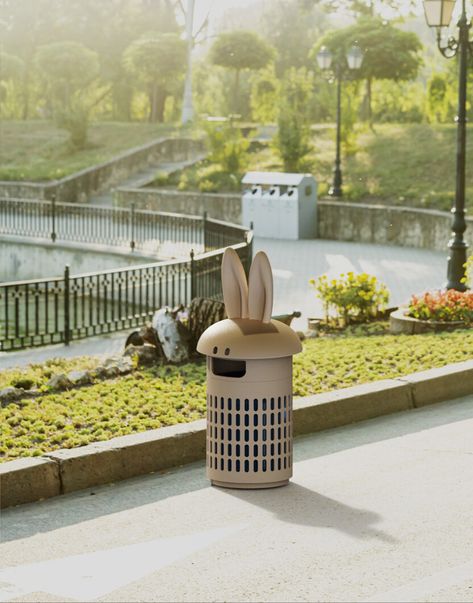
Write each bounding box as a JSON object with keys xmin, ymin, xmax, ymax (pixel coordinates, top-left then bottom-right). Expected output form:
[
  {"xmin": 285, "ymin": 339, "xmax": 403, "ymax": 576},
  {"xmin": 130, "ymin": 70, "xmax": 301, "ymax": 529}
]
[{"xmin": 0, "ymin": 198, "xmax": 252, "ymax": 351}]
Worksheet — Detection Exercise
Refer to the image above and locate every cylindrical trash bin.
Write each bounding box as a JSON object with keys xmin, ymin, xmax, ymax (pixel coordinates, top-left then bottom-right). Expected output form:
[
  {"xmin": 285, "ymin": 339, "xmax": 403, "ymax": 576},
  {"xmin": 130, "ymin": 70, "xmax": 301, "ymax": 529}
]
[{"xmin": 197, "ymin": 248, "xmax": 302, "ymax": 489}]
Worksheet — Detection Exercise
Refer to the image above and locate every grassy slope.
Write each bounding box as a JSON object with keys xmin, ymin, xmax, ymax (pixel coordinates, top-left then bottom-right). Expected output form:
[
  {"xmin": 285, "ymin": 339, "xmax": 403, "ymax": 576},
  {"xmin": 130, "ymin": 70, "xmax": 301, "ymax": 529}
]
[
  {"xmin": 2, "ymin": 120, "xmax": 472, "ymax": 209},
  {"xmin": 0, "ymin": 120, "xmax": 176, "ymax": 181},
  {"xmin": 154, "ymin": 123, "xmax": 473, "ymax": 211},
  {"xmin": 1, "ymin": 328, "xmax": 472, "ymax": 462}
]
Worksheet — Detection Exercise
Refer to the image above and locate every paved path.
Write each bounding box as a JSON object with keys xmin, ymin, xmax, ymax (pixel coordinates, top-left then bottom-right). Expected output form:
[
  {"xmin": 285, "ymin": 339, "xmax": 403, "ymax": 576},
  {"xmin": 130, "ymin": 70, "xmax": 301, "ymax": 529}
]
[
  {"xmin": 0, "ymin": 238, "xmax": 445, "ymax": 369},
  {"xmin": 1, "ymin": 395, "xmax": 472, "ymax": 602},
  {"xmin": 255, "ymin": 237, "xmax": 445, "ymax": 332}
]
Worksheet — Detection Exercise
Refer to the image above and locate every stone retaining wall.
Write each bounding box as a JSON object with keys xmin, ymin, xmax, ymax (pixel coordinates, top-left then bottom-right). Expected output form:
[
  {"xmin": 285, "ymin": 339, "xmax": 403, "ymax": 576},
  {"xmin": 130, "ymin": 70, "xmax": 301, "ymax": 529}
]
[
  {"xmin": 0, "ymin": 236, "xmax": 156, "ymax": 281},
  {"xmin": 113, "ymin": 188, "xmax": 472, "ymax": 252},
  {"xmin": 0, "ymin": 137, "xmax": 204, "ymax": 204},
  {"xmin": 317, "ymin": 200, "xmax": 473, "ymax": 251},
  {"xmin": 115, "ymin": 187, "xmax": 242, "ymax": 224}
]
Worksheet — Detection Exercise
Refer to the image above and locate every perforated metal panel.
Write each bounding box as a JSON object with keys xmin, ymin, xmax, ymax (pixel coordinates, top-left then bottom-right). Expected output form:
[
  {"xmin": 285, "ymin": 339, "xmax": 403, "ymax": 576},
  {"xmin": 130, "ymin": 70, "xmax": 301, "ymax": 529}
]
[{"xmin": 206, "ymin": 387, "xmax": 293, "ymax": 488}]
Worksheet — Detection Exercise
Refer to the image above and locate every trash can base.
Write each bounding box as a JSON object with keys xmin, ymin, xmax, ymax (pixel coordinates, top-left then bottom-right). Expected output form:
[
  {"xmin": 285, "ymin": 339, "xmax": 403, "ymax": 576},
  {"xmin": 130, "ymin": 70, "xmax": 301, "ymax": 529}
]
[{"xmin": 211, "ymin": 479, "xmax": 289, "ymax": 490}]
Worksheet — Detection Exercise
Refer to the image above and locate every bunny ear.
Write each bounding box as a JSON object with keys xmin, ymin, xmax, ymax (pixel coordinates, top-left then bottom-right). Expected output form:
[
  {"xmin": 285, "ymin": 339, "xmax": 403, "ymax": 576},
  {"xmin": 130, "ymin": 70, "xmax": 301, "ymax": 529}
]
[
  {"xmin": 248, "ymin": 251, "xmax": 273, "ymax": 323},
  {"xmin": 221, "ymin": 247, "xmax": 249, "ymax": 319}
]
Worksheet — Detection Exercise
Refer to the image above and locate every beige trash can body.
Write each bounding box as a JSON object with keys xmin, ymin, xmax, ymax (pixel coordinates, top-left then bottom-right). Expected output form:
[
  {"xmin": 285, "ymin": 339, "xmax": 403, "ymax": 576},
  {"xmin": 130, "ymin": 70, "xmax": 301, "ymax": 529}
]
[{"xmin": 197, "ymin": 249, "xmax": 302, "ymax": 490}]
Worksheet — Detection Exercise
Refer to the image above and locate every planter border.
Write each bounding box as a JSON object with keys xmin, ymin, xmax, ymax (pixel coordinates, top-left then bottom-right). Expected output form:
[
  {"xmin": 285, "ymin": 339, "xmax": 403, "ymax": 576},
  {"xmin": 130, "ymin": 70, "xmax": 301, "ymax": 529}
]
[
  {"xmin": 1, "ymin": 359, "xmax": 472, "ymax": 509},
  {"xmin": 390, "ymin": 307, "xmax": 469, "ymax": 334}
]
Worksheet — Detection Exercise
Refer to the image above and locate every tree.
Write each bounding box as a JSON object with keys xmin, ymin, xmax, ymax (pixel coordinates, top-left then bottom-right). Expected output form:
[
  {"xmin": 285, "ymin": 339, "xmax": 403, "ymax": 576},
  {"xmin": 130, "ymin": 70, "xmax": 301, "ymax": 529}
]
[
  {"xmin": 35, "ymin": 41, "xmax": 100, "ymax": 147},
  {"xmin": 123, "ymin": 32, "xmax": 186, "ymax": 122},
  {"xmin": 313, "ymin": 17, "xmax": 423, "ymax": 123},
  {"xmin": 262, "ymin": 0, "xmax": 328, "ymax": 76},
  {"xmin": 305, "ymin": 0, "xmax": 416, "ymax": 18},
  {"xmin": 209, "ymin": 30, "xmax": 275, "ymax": 115},
  {"xmin": 273, "ymin": 68, "xmax": 313, "ymax": 171},
  {"xmin": 0, "ymin": 52, "xmax": 24, "ymax": 117}
]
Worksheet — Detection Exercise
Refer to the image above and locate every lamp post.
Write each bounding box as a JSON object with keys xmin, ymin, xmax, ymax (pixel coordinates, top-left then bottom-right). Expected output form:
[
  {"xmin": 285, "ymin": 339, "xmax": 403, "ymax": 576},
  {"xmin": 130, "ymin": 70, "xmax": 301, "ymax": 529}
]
[
  {"xmin": 423, "ymin": 0, "xmax": 472, "ymax": 291},
  {"xmin": 317, "ymin": 45, "xmax": 363, "ymax": 197}
]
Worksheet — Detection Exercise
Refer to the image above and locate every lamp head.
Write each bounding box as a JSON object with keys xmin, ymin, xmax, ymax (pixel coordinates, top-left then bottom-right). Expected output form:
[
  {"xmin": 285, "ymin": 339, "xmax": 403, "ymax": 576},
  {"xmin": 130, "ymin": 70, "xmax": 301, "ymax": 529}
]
[
  {"xmin": 347, "ymin": 45, "xmax": 363, "ymax": 70},
  {"xmin": 316, "ymin": 46, "xmax": 333, "ymax": 70},
  {"xmin": 423, "ymin": 0, "xmax": 456, "ymax": 28}
]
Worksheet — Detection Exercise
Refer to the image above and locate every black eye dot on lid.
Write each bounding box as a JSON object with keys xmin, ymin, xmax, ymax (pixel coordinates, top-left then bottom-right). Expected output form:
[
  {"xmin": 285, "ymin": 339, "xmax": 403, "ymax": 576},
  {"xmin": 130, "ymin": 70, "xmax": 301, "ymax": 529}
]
[
  {"xmin": 213, "ymin": 346, "xmax": 218, "ymax": 354},
  {"xmin": 224, "ymin": 347, "xmax": 230, "ymax": 355}
]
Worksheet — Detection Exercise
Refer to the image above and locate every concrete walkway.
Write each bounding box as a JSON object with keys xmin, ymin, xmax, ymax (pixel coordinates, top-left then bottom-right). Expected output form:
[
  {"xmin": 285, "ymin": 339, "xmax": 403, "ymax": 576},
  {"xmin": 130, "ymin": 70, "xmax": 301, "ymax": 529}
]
[
  {"xmin": 0, "ymin": 237, "xmax": 445, "ymax": 369},
  {"xmin": 1, "ymin": 395, "xmax": 472, "ymax": 602}
]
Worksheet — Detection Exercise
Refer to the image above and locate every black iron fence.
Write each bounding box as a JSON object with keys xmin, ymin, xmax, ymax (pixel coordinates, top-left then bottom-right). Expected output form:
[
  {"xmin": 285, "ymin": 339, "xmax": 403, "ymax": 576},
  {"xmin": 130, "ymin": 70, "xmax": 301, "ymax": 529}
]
[{"xmin": 0, "ymin": 198, "xmax": 252, "ymax": 351}]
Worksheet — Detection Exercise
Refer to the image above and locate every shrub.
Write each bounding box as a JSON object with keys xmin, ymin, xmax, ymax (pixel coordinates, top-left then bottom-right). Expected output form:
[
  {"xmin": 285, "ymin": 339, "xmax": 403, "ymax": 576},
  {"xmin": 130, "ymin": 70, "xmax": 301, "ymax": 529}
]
[
  {"xmin": 310, "ymin": 272, "xmax": 389, "ymax": 326},
  {"xmin": 204, "ymin": 120, "xmax": 250, "ymax": 175},
  {"xmin": 274, "ymin": 105, "xmax": 312, "ymax": 172},
  {"xmin": 408, "ymin": 290, "xmax": 473, "ymax": 323}
]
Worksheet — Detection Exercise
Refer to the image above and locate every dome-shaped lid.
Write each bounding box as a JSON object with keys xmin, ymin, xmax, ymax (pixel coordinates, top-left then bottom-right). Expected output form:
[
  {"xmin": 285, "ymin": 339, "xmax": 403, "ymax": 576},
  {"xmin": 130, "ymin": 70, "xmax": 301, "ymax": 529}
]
[
  {"xmin": 197, "ymin": 317, "xmax": 302, "ymax": 360},
  {"xmin": 196, "ymin": 247, "xmax": 302, "ymax": 359}
]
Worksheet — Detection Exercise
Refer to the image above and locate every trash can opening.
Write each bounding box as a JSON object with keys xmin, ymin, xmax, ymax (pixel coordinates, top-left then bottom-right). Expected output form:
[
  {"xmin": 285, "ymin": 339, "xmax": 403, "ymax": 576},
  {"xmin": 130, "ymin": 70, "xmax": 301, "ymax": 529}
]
[{"xmin": 212, "ymin": 357, "xmax": 246, "ymax": 378}]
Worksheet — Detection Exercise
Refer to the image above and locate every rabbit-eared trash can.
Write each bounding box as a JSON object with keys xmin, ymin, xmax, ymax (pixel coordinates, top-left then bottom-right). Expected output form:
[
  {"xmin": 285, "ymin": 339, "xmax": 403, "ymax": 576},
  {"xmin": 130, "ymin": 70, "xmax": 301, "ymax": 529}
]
[{"xmin": 197, "ymin": 248, "xmax": 302, "ymax": 489}]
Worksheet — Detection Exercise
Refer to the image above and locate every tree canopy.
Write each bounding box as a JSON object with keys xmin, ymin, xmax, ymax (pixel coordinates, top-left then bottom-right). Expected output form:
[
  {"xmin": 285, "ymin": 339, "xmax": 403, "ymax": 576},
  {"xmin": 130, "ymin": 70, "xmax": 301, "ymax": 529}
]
[
  {"xmin": 123, "ymin": 32, "xmax": 186, "ymax": 122},
  {"xmin": 35, "ymin": 41, "xmax": 100, "ymax": 93},
  {"xmin": 210, "ymin": 30, "xmax": 275, "ymax": 114},
  {"xmin": 314, "ymin": 17, "xmax": 422, "ymax": 82},
  {"xmin": 210, "ymin": 30, "xmax": 275, "ymax": 73}
]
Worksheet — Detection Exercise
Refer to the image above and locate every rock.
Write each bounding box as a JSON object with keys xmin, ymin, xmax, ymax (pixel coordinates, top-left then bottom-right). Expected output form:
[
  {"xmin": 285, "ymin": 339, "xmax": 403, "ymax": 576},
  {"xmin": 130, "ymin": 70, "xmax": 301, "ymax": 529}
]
[
  {"xmin": 46, "ymin": 373, "xmax": 72, "ymax": 390},
  {"xmin": 91, "ymin": 365, "xmax": 109, "ymax": 380},
  {"xmin": 100, "ymin": 355, "xmax": 135, "ymax": 376},
  {"xmin": 11, "ymin": 377, "xmax": 35, "ymax": 390},
  {"xmin": 67, "ymin": 370, "xmax": 93, "ymax": 386},
  {"xmin": 152, "ymin": 308, "xmax": 190, "ymax": 363},
  {"xmin": 125, "ymin": 323, "xmax": 161, "ymax": 351},
  {"xmin": 0, "ymin": 387, "xmax": 25, "ymax": 407},
  {"xmin": 124, "ymin": 344, "xmax": 161, "ymax": 367},
  {"xmin": 187, "ymin": 297, "xmax": 226, "ymax": 354},
  {"xmin": 115, "ymin": 356, "xmax": 134, "ymax": 374},
  {"xmin": 296, "ymin": 331, "xmax": 306, "ymax": 341}
]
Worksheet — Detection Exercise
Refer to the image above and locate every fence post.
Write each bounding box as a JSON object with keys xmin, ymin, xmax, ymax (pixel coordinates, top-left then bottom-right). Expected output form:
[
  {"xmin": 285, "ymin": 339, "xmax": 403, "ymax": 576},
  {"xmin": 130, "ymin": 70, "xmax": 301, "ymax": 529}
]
[
  {"xmin": 190, "ymin": 248, "xmax": 196, "ymax": 301},
  {"xmin": 130, "ymin": 202, "xmax": 136, "ymax": 252},
  {"xmin": 203, "ymin": 210, "xmax": 208, "ymax": 251},
  {"xmin": 51, "ymin": 194, "xmax": 57, "ymax": 243},
  {"xmin": 64, "ymin": 265, "xmax": 70, "ymax": 346}
]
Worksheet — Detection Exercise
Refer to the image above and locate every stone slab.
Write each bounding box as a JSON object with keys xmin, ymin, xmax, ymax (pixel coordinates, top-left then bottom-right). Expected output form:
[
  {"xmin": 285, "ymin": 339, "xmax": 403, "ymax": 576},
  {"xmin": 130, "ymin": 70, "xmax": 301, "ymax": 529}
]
[
  {"xmin": 0, "ymin": 457, "xmax": 60, "ymax": 508},
  {"xmin": 293, "ymin": 379, "xmax": 413, "ymax": 436},
  {"xmin": 398, "ymin": 360, "xmax": 473, "ymax": 407},
  {"xmin": 45, "ymin": 420, "xmax": 206, "ymax": 494}
]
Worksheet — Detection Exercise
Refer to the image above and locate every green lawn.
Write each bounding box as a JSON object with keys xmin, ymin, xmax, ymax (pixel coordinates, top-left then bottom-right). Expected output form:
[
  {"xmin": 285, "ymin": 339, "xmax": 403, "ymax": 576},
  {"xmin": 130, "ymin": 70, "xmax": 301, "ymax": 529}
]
[
  {"xmin": 1, "ymin": 328, "xmax": 472, "ymax": 462},
  {"xmin": 0, "ymin": 120, "xmax": 177, "ymax": 181}
]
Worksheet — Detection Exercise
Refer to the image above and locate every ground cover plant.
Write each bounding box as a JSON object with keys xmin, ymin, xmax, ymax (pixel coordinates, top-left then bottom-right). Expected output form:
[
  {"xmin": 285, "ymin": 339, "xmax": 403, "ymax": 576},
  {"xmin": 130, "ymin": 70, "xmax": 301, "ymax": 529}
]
[
  {"xmin": 0, "ymin": 121, "xmax": 175, "ymax": 181},
  {"xmin": 2, "ymin": 328, "xmax": 472, "ymax": 462}
]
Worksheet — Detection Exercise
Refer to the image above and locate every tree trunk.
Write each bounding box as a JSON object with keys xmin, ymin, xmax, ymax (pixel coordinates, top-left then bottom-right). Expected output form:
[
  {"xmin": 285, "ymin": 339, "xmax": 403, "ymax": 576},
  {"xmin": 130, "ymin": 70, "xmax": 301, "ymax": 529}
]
[
  {"xmin": 366, "ymin": 77, "xmax": 373, "ymax": 129},
  {"xmin": 233, "ymin": 69, "xmax": 241, "ymax": 116},
  {"xmin": 21, "ymin": 67, "xmax": 30, "ymax": 120},
  {"xmin": 149, "ymin": 82, "xmax": 166, "ymax": 122}
]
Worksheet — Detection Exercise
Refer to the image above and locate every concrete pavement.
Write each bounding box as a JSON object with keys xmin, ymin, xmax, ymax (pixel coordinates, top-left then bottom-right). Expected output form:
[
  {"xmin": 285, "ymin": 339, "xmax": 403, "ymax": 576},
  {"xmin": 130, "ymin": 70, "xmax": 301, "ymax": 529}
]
[{"xmin": 1, "ymin": 395, "xmax": 472, "ymax": 602}]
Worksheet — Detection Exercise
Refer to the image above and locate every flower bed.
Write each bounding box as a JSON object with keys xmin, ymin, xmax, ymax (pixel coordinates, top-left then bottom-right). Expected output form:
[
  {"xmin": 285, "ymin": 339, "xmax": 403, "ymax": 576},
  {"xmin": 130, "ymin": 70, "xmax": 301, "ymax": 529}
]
[
  {"xmin": 409, "ymin": 290, "xmax": 473, "ymax": 324},
  {"xmin": 2, "ymin": 327, "xmax": 473, "ymax": 462},
  {"xmin": 390, "ymin": 290, "xmax": 473, "ymax": 334}
]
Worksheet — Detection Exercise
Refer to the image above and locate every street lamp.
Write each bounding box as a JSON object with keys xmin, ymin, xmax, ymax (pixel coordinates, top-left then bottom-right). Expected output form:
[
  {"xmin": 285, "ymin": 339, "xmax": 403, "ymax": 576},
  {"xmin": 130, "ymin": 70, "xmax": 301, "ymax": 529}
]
[
  {"xmin": 423, "ymin": 0, "xmax": 472, "ymax": 291},
  {"xmin": 317, "ymin": 45, "xmax": 363, "ymax": 197}
]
